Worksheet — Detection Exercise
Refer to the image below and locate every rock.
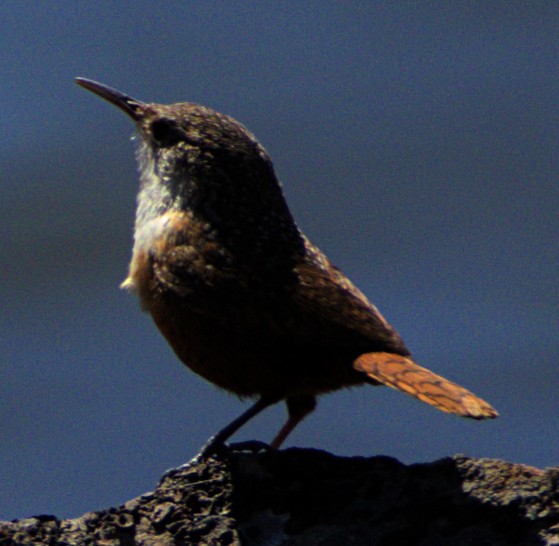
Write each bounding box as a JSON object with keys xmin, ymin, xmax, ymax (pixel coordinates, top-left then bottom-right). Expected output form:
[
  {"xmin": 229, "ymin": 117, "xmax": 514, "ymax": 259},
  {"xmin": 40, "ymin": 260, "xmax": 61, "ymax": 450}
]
[{"xmin": 1, "ymin": 446, "xmax": 558, "ymax": 545}]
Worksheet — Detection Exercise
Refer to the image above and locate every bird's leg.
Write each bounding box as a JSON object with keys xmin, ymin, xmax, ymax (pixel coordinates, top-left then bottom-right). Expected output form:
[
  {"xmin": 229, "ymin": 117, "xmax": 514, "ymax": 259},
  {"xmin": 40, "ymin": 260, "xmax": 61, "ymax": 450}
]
[
  {"xmin": 270, "ymin": 395, "xmax": 317, "ymax": 449},
  {"xmin": 202, "ymin": 396, "xmax": 278, "ymax": 454}
]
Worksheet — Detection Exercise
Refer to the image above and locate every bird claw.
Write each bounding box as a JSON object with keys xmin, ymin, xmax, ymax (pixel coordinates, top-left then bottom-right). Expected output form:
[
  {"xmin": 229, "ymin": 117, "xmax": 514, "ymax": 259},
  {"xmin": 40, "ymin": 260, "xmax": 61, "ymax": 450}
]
[
  {"xmin": 198, "ymin": 435, "xmax": 229, "ymax": 459},
  {"xmin": 199, "ymin": 438, "xmax": 274, "ymax": 459},
  {"xmin": 228, "ymin": 440, "xmax": 274, "ymax": 454}
]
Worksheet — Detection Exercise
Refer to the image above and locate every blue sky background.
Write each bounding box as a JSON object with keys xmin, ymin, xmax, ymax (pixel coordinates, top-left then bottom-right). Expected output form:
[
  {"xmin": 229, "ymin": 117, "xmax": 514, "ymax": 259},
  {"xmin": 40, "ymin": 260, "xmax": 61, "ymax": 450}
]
[{"xmin": 1, "ymin": 1, "xmax": 557, "ymax": 520}]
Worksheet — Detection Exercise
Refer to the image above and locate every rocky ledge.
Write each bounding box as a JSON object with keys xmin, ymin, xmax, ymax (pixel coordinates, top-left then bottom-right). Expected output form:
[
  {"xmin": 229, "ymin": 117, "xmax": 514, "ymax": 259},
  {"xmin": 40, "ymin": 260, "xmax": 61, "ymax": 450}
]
[{"xmin": 1, "ymin": 445, "xmax": 558, "ymax": 545}]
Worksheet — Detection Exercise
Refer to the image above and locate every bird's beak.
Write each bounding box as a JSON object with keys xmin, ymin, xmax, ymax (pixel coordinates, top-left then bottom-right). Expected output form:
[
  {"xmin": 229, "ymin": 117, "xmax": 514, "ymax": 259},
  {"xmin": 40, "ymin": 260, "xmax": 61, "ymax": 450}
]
[{"xmin": 75, "ymin": 77, "xmax": 148, "ymax": 122}]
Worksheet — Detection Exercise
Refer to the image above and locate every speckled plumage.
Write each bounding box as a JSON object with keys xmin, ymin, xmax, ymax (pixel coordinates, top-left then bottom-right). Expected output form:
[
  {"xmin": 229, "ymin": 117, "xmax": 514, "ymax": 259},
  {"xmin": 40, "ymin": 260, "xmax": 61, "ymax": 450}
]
[{"xmin": 76, "ymin": 78, "xmax": 497, "ymax": 448}]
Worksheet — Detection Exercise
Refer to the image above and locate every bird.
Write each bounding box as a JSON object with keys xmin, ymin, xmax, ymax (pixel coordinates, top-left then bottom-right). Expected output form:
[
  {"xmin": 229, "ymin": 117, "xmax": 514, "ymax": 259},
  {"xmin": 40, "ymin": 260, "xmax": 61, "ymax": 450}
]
[{"xmin": 75, "ymin": 77, "xmax": 498, "ymax": 449}]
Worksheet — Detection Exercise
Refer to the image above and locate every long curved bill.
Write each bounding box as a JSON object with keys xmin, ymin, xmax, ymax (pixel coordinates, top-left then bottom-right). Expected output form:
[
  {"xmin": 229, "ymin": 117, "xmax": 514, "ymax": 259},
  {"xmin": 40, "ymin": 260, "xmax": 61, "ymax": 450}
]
[{"xmin": 75, "ymin": 77, "xmax": 148, "ymax": 121}]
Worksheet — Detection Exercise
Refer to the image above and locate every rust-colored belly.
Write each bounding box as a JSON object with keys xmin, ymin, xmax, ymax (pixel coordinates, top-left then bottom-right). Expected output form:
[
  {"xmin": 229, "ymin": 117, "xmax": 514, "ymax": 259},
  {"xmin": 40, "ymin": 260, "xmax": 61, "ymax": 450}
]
[{"xmin": 124, "ymin": 235, "xmax": 365, "ymax": 400}]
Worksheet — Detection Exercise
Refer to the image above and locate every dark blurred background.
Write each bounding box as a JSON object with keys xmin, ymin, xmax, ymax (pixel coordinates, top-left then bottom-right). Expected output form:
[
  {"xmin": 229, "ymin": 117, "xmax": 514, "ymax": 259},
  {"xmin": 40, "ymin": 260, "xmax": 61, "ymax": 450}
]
[{"xmin": 1, "ymin": 1, "xmax": 557, "ymax": 520}]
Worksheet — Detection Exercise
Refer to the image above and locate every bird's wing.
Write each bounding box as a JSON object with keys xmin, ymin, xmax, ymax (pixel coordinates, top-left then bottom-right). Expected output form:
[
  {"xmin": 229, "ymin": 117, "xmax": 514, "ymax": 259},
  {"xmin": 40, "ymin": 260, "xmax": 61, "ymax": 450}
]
[{"xmin": 291, "ymin": 239, "xmax": 410, "ymax": 354}]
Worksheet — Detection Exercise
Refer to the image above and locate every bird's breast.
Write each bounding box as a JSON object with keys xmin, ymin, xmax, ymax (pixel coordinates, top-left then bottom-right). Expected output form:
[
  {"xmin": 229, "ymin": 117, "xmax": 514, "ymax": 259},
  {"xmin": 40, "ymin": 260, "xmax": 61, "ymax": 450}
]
[{"xmin": 121, "ymin": 210, "xmax": 196, "ymax": 300}]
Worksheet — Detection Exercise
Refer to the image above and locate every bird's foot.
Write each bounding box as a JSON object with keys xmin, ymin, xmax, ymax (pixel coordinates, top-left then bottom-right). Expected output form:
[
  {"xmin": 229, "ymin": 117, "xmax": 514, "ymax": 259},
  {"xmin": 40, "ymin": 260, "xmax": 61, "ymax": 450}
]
[
  {"xmin": 229, "ymin": 440, "xmax": 274, "ymax": 454},
  {"xmin": 198, "ymin": 435, "xmax": 230, "ymax": 459},
  {"xmin": 198, "ymin": 438, "xmax": 274, "ymax": 460}
]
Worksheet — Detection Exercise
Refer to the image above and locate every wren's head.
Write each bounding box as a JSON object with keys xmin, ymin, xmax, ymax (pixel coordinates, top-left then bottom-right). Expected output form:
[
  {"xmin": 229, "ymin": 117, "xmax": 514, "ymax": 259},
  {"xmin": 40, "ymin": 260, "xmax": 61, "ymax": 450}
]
[{"xmin": 75, "ymin": 78, "xmax": 302, "ymax": 258}]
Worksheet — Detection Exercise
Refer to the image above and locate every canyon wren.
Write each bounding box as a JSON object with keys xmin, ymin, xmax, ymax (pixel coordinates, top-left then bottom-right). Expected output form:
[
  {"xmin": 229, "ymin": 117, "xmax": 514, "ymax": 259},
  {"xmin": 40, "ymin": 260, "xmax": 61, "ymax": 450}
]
[{"xmin": 75, "ymin": 77, "xmax": 497, "ymax": 449}]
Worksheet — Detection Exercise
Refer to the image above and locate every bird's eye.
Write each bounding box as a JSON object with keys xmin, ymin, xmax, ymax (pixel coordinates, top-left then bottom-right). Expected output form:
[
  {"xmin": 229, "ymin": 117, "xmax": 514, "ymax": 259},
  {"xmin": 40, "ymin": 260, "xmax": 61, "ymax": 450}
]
[{"xmin": 151, "ymin": 119, "xmax": 183, "ymax": 147}]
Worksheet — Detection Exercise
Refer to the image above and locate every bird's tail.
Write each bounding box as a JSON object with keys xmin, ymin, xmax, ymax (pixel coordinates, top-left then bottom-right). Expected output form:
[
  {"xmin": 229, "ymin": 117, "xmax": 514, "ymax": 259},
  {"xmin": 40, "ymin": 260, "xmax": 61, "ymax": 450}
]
[{"xmin": 353, "ymin": 352, "xmax": 498, "ymax": 419}]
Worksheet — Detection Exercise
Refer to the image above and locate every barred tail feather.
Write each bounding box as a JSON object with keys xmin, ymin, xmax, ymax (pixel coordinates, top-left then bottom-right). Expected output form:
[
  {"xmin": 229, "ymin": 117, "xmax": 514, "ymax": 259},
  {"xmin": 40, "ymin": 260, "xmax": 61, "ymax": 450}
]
[{"xmin": 354, "ymin": 352, "xmax": 498, "ymax": 419}]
